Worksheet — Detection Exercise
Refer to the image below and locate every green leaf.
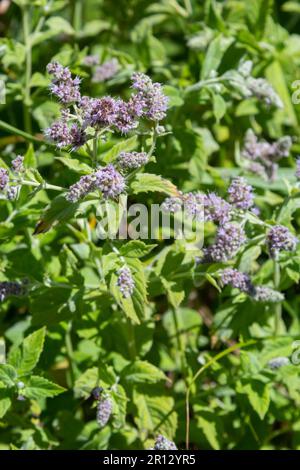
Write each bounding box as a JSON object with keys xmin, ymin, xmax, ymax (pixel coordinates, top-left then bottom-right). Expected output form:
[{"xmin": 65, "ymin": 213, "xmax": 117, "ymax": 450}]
[
  {"xmin": 237, "ymin": 379, "xmax": 270, "ymax": 419},
  {"xmin": 111, "ymin": 384, "xmax": 127, "ymax": 429},
  {"xmin": 122, "ymin": 360, "xmax": 167, "ymax": 384},
  {"xmin": 55, "ymin": 157, "xmax": 92, "ymax": 174},
  {"xmin": 45, "ymin": 16, "xmax": 74, "ymax": 35},
  {"xmin": 195, "ymin": 406, "xmax": 222, "ymax": 450},
  {"xmin": 74, "ymin": 367, "xmax": 98, "ymax": 399},
  {"xmin": 201, "ymin": 34, "xmax": 233, "ymax": 79},
  {"xmin": 110, "ymin": 258, "xmax": 147, "ymax": 324},
  {"xmin": 0, "ymin": 364, "xmax": 17, "ymax": 387},
  {"xmin": 24, "ymin": 143, "xmax": 37, "ymax": 169},
  {"xmin": 119, "ymin": 241, "xmax": 156, "ymax": 258},
  {"xmin": 161, "ymin": 277, "xmax": 185, "ymax": 308},
  {"xmin": 102, "ymin": 136, "xmax": 138, "ymax": 163},
  {"xmin": 164, "ymin": 86, "xmax": 184, "ymax": 107},
  {"xmin": 34, "ymin": 195, "xmax": 79, "ymax": 234},
  {"xmin": 0, "ymin": 386, "xmax": 11, "ymax": 419},
  {"xmin": 17, "ymin": 327, "xmax": 46, "ymax": 375},
  {"xmin": 133, "ymin": 389, "xmax": 177, "ymax": 439},
  {"xmin": 131, "ymin": 173, "xmax": 178, "ymax": 196},
  {"xmin": 23, "ymin": 376, "xmax": 65, "ymax": 399},
  {"xmin": 212, "ymin": 94, "xmax": 226, "ymax": 123}
]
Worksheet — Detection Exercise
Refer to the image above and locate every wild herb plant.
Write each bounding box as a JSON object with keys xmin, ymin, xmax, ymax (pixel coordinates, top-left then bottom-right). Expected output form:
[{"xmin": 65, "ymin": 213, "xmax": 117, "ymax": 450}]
[{"xmin": 1, "ymin": 0, "xmax": 300, "ymax": 450}]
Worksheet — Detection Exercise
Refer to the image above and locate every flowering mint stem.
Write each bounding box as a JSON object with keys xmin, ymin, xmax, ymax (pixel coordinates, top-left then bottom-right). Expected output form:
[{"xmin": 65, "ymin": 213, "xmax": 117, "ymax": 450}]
[
  {"xmin": 274, "ymin": 258, "xmax": 282, "ymax": 336},
  {"xmin": 22, "ymin": 4, "xmax": 32, "ymax": 134},
  {"xmin": 185, "ymin": 339, "xmax": 256, "ymax": 450}
]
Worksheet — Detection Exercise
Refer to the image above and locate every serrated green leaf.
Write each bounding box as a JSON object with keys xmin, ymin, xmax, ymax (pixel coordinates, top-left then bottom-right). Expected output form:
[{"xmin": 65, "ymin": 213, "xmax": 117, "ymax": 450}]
[
  {"xmin": 0, "ymin": 364, "xmax": 17, "ymax": 387},
  {"xmin": 23, "ymin": 376, "xmax": 65, "ymax": 399},
  {"xmin": 122, "ymin": 360, "xmax": 167, "ymax": 384},
  {"xmin": 130, "ymin": 173, "xmax": 178, "ymax": 196},
  {"xmin": 17, "ymin": 327, "xmax": 46, "ymax": 375}
]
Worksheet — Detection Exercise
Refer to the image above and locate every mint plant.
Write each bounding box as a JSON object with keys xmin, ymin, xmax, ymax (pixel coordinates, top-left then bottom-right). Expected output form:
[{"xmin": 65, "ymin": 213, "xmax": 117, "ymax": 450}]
[{"xmin": 1, "ymin": 0, "xmax": 300, "ymax": 451}]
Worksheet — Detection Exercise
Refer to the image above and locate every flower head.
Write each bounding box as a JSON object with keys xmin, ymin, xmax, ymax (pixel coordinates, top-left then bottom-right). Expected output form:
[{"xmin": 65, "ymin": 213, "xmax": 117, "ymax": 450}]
[
  {"xmin": 118, "ymin": 151, "xmax": 149, "ymax": 170},
  {"xmin": 47, "ymin": 62, "xmax": 81, "ymax": 104},
  {"xmin": 152, "ymin": 435, "xmax": 177, "ymax": 450},
  {"xmin": 267, "ymin": 357, "xmax": 290, "ymax": 370},
  {"xmin": 92, "ymin": 58, "xmax": 119, "ymax": 83},
  {"xmin": 204, "ymin": 193, "xmax": 232, "ymax": 224},
  {"xmin": 203, "ymin": 223, "xmax": 246, "ymax": 262},
  {"xmin": 0, "ymin": 168, "xmax": 9, "ymax": 191},
  {"xmin": 253, "ymin": 286, "xmax": 284, "ymax": 303},
  {"xmin": 130, "ymin": 72, "xmax": 168, "ymax": 122},
  {"xmin": 267, "ymin": 225, "xmax": 298, "ymax": 257},
  {"xmin": 12, "ymin": 155, "xmax": 24, "ymax": 173},
  {"xmin": 66, "ymin": 174, "xmax": 96, "ymax": 203},
  {"xmin": 96, "ymin": 395, "xmax": 113, "ymax": 428},
  {"xmin": 0, "ymin": 281, "xmax": 26, "ymax": 302},
  {"xmin": 296, "ymin": 158, "xmax": 300, "ymax": 179},
  {"xmin": 204, "ymin": 223, "xmax": 246, "ymax": 262},
  {"xmin": 221, "ymin": 268, "xmax": 254, "ymax": 294},
  {"xmin": 95, "ymin": 164, "xmax": 125, "ymax": 199},
  {"xmin": 227, "ymin": 177, "xmax": 254, "ymax": 210},
  {"xmin": 44, "ymin": 120, "xmax": 73, "ymax": 148},
  {"xmin": 117, "ymin": 266, "xmax": 135, "ymax": 298}
]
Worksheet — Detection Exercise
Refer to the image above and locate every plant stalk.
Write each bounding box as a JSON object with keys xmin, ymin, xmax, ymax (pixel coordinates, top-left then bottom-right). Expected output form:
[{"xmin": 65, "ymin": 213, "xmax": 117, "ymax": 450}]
[{"xmin": 22, "ymin": 4, "xmax": 32, "ymax": 134}]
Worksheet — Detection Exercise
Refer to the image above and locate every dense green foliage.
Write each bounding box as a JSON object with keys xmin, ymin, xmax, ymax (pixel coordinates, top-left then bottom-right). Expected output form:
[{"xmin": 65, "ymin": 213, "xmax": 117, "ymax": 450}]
[{"xmin": 1, "ymin": 0, "xmax": 300, "ymax": 450}]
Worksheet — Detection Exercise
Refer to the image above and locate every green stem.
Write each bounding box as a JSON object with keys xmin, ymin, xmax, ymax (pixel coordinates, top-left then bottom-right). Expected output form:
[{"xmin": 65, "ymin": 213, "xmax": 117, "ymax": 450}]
[
  {"xmin": 16, "ymin": 179, "xmax": 65, "ymax": 191},
  {"xmin": 72, "ymin": 0, "xmax": 83, "ymax": 32},
  {"xmin": 93, "ymin": 134, "xmax": 98, "ymax": 167},
  {"xmin": 185, "ymin": 339, "xmax": 256, "ymax": 450},
  {"xmin": 22, "ymin": 5, "xmax": 32, "ymax": 134},
  {"xmin": 65, "ymin": 321, "xmax": 75, "ymax": 386},
  {"xmin": 274, "ymin": 257, "xmax": 282, "ymax": 336},
  {"xmin": 0, "ymin": 119, "xmax": 47, "ymax": 145},
  {"xmin": 171, "ymin": 308, "xmax": 189, "ymax": 388},
  {"xmin": 126, "ymin": 319, "xmax": 137, "ymax": 360}
]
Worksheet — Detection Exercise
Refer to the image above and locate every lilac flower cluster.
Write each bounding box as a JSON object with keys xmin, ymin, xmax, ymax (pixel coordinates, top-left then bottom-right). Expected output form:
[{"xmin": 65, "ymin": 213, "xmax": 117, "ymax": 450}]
[
  {"xmin": 82, "ymin": 55, "xmax": 99, "ymax": 67},
  {"xmin": 253, "ymin": 286, "xmax": 284, "ymax": 303},
  {"xmin": 66, "ymin": 164, "xmax": 125, "ymax": 202},
  {"xmin": 204, "ymin": 192, "xmax": 232, "ymax": 224},
  {"xmin": 131, "ymin": 72, "xmax": 169, "ymax": 121},
  {"xmin": 92, "ymin": 59, "xmax": 120, "ymax": 83},
  {"xmin": 237, "ymin": 60, "xmax": 283, "ymax": 108},
  {"xmin": 0, "ymin": 168, "xmax": 9, "ymax": 191},
  {"xmin": 0, "ymin": 281, "xmax": 26, "ymax": 302},
  {"xmin": 116, "ymin": 266, "xmax": 135, "ymax": 299},
  {"xmin": 267, "ymin": 357, "xmax": 290, "ymax": 370},
  {"xmin": 227, "ymin": 177, "xmax": 254, "ymax": 210},
  {"xmin": 45, "ymin": 63, "xmax": 168, "ymax": 150},
  {"xmin": 296, "ymin": 158, "xmax": 300, "ymax": 179},
  {"xmin": 47, "ymin": 62, "xmax": 81, "ymax": 104},
  {"xmin": 66, "ymin": 174, "xmax": 96, "ymax": 203},
  {"xmin": 117, "ymin": 151, "xmax": 149, "ymax": 170},
  {"xmin": 242, "ymin": 129, "xmax": 292, "ymax": 181},
  {"xmin": 1, "ymin": 159, "xmax": 24, "ymax": 201},
  {"xmin": 151, "ymin": 435, "xmax": 177, "ymax": 450},
  {"xmin": 162, "ymin": 195, "xmax": 183, "ymax": 214},
  {"xmin": 221, "ymin": 268, "xmax": 253, "ymax": 294},
  {"xmin": 203, "ymin": 223, "xmax": 246, "ymax": 262},
  {"xmin": 245, "ymin": 77, "xmax": 283, "ymax": 108},
  {"xmin": 96, "ymin": 395, "xmax": 113, "ymax": 428},
  {"xmin": 221, "ymin": 269, "xmax": 284, "ymax": 303},
  {"xmin": 163, "ymin": 192, "xmax": 232, "ymax": 224},
  {"xmin": 11, "ymin": 155, "xmax": 24, "ymax": 173},
  {"xmin": 94, "ymin": 164, "xmax": 125, "ymax": 199},
  {"xmin": 267, "ymin": 225, "xmax": 298, "ymax": 258}
]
